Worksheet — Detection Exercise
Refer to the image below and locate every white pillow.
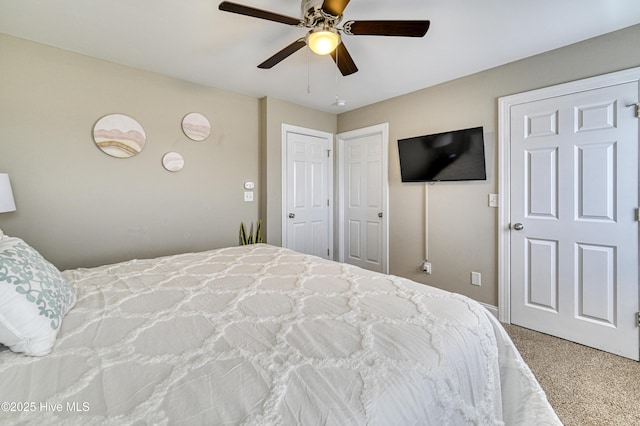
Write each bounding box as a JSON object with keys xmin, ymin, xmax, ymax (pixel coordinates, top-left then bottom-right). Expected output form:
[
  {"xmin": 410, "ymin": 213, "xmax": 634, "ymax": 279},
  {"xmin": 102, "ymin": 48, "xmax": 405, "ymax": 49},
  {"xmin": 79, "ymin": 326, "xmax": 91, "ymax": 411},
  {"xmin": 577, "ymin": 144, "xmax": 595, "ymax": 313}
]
[{"xmin": 0, "ymin": 235, "xmax": 76, "ymax": 356}]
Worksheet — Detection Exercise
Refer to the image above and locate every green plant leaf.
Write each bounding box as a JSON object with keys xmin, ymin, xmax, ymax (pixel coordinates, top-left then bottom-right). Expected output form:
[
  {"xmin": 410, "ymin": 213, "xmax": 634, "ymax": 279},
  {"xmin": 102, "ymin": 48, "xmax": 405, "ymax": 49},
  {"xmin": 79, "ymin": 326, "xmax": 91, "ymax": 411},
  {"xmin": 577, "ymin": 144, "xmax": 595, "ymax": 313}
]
[
  {"xmin": 239, "ymin": 222, "xmax": 248, "ymax": 245},
  {"xmin": 256, "ymin": 220, "xmax": 263, "ymax": 243}
]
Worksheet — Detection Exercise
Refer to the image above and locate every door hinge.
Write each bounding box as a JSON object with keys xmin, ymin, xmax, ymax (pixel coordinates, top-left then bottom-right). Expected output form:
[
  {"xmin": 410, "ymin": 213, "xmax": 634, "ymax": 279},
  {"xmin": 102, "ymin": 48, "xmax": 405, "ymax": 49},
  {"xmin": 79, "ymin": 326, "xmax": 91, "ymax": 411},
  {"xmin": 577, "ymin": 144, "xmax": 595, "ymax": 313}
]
[
  {"xmin": 327, "ymin": 150, "xmax": 331, "ymax": 158},
  {"xmin": 636, "ymin": 312, "xmax": 640, "ymax": 327},
  {"xmin": 327, "ymin": 249, "xmax": 330, "ymax": 256},
  {"xmin": 627, "ymin": 103, "xmax": 640, "ymax": 118},
  {"xmin": 636, "ymin": 208, "xmax": 640, "ymax": 222}
]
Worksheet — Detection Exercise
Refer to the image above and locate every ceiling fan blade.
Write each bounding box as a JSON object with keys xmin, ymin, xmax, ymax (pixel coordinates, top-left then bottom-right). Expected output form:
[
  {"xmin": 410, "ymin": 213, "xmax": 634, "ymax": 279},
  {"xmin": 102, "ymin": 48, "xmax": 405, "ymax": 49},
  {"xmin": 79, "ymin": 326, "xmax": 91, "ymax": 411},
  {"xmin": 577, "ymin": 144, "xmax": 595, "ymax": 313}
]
[
  {"xmin": 321, "ymin": 0, "xmax": 351, "ymax": 17},
  {"xmin": 344, "ymin": 20, "xmax": 430, "ymax": 37},
  {"xmin": 330, "ymin": 42, "xmax": 358, "ymax": 76},
  {"xmin": 219, "ymin": 1, "xmax": 302, "ymax": 26},
  {"xmin": 258, "ymin": 39, "xmax": 306, "ymax": 69}
]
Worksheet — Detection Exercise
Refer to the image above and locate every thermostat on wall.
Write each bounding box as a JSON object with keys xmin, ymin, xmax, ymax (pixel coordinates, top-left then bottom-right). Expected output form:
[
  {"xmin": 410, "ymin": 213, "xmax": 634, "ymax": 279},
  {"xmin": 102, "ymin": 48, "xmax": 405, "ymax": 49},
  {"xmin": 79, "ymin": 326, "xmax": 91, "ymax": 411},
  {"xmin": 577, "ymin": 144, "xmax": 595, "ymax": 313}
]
[{"xmin": 244, "ymin": 182, "xmax": 255, "ymax": 190}]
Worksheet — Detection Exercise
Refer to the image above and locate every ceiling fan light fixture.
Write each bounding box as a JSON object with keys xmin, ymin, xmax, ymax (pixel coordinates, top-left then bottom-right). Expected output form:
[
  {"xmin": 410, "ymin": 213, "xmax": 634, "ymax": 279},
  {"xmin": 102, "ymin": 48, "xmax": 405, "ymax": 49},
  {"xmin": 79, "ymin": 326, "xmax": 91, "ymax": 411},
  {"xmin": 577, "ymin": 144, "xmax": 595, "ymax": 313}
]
[{"xmin": 306, "ymin": 29, "xmax": 340, "ymax": 55}]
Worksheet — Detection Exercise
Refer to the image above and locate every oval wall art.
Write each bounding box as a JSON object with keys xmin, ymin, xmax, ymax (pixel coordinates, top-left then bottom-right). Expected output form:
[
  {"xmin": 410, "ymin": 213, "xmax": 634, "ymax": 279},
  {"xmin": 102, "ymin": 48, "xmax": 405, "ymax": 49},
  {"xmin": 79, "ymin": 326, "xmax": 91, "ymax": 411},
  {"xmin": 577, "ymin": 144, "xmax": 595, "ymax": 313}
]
[
  {"xmin": 93, "ymin": 114, "xmax": 146, "ymax": 158},
  {"xmin": 162, "ymin": 152, "xmax": 185, "ymax": 172},
  {"xmin": 182, "ymin": 112, "xmax": 211, "ymax": 141}
]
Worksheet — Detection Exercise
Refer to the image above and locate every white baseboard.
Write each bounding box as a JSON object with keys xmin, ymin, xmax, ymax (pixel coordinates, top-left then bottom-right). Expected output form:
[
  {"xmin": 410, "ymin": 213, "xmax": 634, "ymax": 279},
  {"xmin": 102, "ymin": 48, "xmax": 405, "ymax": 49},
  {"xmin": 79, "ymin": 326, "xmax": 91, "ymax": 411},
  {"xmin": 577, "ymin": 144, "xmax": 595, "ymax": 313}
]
[{"xmin": 480, "ymin": 303, "xmax": 499, "ymax": 319}]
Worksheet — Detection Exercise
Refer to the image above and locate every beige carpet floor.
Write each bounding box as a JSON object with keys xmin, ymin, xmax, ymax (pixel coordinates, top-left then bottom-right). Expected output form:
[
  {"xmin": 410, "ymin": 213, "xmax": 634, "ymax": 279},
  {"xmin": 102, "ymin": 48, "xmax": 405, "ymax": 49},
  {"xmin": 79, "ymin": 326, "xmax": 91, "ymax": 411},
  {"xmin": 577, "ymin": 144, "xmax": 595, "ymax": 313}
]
[{"xmin": 503, "ymin": 324, "xmax": 640, "ymax": 426}]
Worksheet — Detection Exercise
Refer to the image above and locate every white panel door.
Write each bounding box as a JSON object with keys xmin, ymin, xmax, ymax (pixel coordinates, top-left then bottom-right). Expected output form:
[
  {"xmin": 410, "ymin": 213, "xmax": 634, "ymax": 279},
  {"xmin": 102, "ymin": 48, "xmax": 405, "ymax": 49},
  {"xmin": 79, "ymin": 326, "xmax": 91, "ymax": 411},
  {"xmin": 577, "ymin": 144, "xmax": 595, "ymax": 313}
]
[
  {"xmin": 337, "ymin": 124, "xmax": 389, "ymax": 273},
  {"xmin": 283, "ymin": 125, "xmax": 332, "ymax": 259},
  {"xmin": 510, "ymin": 81, "xmax": 639, "ymax": 359}
]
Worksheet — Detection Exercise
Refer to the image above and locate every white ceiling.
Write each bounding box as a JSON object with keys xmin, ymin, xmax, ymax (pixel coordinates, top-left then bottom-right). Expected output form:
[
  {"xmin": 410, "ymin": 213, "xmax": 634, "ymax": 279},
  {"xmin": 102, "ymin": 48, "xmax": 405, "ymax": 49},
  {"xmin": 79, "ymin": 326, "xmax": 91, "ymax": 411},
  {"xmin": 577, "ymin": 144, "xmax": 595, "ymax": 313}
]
[{"xmin": 1, "ymin": 0, "xmax": 639, "ymax": 113}]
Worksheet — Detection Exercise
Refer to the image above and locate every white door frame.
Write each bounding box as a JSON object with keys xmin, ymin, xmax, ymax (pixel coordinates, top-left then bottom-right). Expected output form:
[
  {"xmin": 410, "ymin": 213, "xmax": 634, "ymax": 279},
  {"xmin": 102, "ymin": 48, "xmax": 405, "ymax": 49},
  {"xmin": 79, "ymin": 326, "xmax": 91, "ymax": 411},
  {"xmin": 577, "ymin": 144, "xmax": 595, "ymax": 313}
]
[
  {"xmin": 336, "ymin": 123, "xmax": 390, "ymax": 274},
  {"xmin": 497, "ymin": 67, "xmax": 640, "ymax": 324},
  {"xmin": 281, "ymin": 124, "xmax": 334, "ymax": 257}
]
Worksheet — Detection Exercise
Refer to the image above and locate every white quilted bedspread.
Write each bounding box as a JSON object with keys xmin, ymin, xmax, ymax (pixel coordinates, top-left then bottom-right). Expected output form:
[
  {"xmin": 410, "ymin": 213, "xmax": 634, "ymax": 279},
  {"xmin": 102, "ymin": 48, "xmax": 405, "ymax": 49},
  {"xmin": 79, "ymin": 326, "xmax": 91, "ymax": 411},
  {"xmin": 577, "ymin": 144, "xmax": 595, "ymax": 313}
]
[{"xmin": 0, "ymin": 244, "xmax": 560, "ymax": 425}]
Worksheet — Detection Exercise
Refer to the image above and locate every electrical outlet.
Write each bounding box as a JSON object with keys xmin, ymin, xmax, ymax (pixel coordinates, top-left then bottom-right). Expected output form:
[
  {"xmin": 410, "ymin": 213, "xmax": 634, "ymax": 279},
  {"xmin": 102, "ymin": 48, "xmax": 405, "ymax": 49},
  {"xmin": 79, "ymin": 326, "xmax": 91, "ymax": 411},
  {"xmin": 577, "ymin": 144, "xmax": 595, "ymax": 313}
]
[
  {"xmin": 471, "ymin": 271, "xmax": 481, "ymax": 286},
  {"xmin": 244, "ymin": 191, "xmax": 254, "ymax": 202},
  {"xmin": 422, "ymin": 261, "xmax": 432, "ymax": 275}
]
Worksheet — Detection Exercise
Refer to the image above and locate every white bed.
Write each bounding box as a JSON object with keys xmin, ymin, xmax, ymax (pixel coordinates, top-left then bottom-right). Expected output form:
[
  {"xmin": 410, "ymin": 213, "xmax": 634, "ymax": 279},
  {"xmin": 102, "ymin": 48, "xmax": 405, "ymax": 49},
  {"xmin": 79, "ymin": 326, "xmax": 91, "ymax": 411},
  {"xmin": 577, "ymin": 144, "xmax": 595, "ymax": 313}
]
[{"xmin": 0, "ymin": 243, "xmax": 561, "ymax": 425}]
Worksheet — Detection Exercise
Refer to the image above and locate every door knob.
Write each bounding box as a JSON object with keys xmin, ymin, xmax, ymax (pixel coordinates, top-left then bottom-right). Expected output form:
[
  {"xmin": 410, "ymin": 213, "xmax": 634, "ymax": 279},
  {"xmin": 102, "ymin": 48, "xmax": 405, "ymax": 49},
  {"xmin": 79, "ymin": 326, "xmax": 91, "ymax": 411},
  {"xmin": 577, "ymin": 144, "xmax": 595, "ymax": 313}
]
[
  {"xmin": 513, "ymin": 223, "xmax": 524, "ymax": 231},
  {"xmin": 288, "ymin": 213, "xmax": 295, "ymax": 219}
]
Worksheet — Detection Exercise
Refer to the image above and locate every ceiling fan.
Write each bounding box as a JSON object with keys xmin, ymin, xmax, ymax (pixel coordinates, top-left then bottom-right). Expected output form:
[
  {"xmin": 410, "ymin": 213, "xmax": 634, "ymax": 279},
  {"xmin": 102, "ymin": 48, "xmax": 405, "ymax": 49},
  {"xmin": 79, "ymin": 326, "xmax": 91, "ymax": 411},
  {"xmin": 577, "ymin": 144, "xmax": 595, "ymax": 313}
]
[{"xmin": 218, "ymin": 0, "xmax": 430, "ymax": 76}]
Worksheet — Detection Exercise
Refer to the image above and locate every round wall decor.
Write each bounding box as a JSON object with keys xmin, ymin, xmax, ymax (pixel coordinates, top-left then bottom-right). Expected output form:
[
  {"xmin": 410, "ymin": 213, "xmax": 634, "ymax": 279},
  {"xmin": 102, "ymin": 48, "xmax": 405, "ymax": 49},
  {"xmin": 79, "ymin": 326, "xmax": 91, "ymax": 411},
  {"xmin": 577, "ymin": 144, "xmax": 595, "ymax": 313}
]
[
  {"xmin": 182, "ymin": 112, "xmax": 211, "ymax": 141},
  {"xmin": 93, "ymin": 113, "xmax": 146, "ymax": 158},
  {"xmin": 162, "ymin": 152, "xmax": 185, "ymax": 172}
]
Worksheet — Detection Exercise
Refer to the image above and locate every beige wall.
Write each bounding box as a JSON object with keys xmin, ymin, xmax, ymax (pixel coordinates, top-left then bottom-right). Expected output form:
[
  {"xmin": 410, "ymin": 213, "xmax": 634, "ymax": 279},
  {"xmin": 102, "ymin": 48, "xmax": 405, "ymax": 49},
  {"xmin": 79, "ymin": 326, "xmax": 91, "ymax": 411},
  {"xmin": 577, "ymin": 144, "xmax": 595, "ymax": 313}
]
[
  {"xmin": 337, "ymin": 24, "xmax": 640, "ymax": 307},
  {"xmin": 0, "ymin": 34, "xmax": 264, "ymax": 270},
  {"xmin": 260, "ymin": 97, "xmax": 337, "ymax": 245},
  {"xmin": 0, "ymin": 33, "xmax": 338, "ymax": 270}
]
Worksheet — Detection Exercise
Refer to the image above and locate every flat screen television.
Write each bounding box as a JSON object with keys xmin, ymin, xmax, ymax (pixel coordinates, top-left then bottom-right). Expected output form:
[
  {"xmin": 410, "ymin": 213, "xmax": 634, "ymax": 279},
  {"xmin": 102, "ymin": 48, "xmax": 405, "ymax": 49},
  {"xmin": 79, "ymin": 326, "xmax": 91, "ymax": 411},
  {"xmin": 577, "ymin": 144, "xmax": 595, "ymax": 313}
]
[{"xmin": 398, "ymin": 126, "xmax": 487, "ymax": 182}]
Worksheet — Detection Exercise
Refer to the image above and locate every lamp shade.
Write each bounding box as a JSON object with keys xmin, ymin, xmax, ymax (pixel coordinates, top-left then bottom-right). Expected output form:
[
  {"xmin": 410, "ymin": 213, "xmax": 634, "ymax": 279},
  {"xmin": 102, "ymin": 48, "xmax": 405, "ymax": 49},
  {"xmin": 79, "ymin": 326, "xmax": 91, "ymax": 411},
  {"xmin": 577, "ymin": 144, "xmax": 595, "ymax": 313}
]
[
  {"xmin": 0, "ymin": 174, "xmax": 16, "ymax": 213},
  {"xmin": 306, "ymin": 29, "xmax": 340, "ymax": 55}
]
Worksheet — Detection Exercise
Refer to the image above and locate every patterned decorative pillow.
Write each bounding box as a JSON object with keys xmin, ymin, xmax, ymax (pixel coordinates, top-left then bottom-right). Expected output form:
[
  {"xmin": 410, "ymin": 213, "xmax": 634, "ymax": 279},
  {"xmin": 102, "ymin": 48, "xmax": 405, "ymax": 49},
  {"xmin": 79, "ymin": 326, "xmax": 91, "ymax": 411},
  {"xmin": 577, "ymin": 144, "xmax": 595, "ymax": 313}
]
[{"xmin": 0, "ymin": 235, "xmax": 76, "ymax": 356}]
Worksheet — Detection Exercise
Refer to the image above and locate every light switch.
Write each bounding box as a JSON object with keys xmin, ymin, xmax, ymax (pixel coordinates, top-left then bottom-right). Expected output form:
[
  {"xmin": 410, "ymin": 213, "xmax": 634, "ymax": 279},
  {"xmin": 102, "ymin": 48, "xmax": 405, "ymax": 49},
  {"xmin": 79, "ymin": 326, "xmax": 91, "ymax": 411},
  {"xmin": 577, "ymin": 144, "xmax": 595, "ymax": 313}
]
[
  {"xmin": 244, "ymin": 191, "xmax": 254, "ymax": 202},
  {"xmin": 471, "ymin": 272, "xmax": 481, "ymax": 286},
  {"xmin": 488, "ymin": 194, "xmax": 498, "ymax": 208}
]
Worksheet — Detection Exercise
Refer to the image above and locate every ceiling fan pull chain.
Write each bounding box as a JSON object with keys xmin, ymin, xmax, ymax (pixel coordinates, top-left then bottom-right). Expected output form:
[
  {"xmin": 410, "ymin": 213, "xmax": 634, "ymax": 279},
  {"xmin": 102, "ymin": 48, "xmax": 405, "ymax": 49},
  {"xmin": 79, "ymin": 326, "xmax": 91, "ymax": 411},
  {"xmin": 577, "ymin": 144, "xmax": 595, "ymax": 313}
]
[
  {"xmin": 334, "ymin": 45, "xmax": 339, "ymax": 104},
  {"xmin": 307, "ymin": 46, "xmax": 311, "ymax": 94}
]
